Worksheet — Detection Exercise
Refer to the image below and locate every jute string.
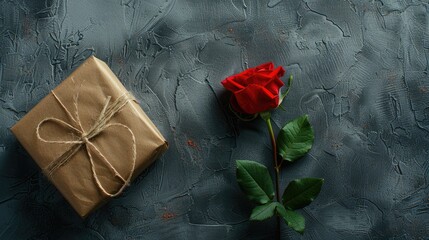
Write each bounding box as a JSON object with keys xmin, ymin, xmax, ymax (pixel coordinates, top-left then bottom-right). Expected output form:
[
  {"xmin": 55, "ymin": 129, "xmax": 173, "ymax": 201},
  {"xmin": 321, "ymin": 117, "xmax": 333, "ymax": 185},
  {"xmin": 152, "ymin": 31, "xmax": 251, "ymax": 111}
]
[{"xmin": 36, "ymin": 89, "xmax": 137, "ymax": 197}]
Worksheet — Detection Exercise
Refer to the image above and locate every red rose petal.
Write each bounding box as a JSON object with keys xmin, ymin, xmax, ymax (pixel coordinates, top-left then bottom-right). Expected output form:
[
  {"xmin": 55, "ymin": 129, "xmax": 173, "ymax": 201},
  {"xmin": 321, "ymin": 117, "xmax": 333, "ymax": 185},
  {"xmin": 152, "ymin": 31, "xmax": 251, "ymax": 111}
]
[
  {"xmin": 264, "ymin": 76, "xmax": 284, "ymax": 95},
  {"xmin": 245, "ymin": 72, "xmax": 284, "ymax": 93},
  {"xmin": 221, "ymin": 76, "xmax": 245, "ymax": 92},
  {"xmin": 231, "ymin": 67, "xmax": 257, "ymax": 85},
  {"xmin": 272, "ymin": 66, "xmax": 285, "ymax": 78},
  {"xmin": 234, "ymin": 84, "xmax": 279, "ymax": 114},
  {"xmin": 255, "ymin": 62, "xmax": 274, "ymax": 72},
  {"xmin": 229, "ymin": 95, "xmax": 246, "ymax": 113},
  {"xmin": 226, "ymin": 63, "xmax": 278, "ymax": 87}
]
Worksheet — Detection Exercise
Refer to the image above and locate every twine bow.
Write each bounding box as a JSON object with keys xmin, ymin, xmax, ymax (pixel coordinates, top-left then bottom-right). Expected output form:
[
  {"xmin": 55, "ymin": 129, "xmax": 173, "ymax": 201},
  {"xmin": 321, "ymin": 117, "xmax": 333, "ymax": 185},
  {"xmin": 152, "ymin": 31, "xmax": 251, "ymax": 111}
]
[{"xmin": 36, "ymin": 89, "xmax": 136, "ymax": 197}]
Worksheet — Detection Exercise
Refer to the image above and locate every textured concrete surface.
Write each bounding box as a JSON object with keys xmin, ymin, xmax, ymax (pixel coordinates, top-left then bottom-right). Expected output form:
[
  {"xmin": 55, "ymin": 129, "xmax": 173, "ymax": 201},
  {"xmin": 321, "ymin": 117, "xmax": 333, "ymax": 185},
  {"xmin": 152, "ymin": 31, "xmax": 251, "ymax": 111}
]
[{"xmin": 0, "ymin": 0, "xmax": 428, "ymax": 239}]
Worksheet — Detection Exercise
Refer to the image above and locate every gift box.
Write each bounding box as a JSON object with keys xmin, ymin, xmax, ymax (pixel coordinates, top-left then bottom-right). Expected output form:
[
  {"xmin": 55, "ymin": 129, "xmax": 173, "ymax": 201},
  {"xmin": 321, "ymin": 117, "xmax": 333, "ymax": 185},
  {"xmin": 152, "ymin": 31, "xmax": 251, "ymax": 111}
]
[{"xmin": 11, "ymin": 56, "xmax": 168, "ymax": 218}]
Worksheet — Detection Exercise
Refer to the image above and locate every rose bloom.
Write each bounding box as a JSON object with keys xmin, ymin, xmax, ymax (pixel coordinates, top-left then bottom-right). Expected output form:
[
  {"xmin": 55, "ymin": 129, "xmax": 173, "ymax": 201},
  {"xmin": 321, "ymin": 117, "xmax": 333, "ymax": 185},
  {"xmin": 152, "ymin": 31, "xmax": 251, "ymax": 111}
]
[{"xmin": 221, "ymin": 62, "xmax": 285, "ymax": 115}]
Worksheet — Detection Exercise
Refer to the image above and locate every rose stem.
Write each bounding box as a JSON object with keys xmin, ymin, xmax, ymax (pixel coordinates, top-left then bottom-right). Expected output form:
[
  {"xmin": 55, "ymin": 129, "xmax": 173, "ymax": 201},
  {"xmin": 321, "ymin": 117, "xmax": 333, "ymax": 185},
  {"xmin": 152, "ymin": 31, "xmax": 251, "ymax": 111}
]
[{"xmin": 265, "ymin": 117, "xmax": 281, "ymax": 240}]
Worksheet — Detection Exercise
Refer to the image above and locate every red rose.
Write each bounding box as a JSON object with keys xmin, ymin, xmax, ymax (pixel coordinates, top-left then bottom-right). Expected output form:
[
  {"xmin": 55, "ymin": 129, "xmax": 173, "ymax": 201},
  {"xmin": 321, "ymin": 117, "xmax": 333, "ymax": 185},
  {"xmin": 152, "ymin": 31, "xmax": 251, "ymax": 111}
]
[{"xmin": 221, "ymin": 62, "xmax": 285, "ymax": 115}]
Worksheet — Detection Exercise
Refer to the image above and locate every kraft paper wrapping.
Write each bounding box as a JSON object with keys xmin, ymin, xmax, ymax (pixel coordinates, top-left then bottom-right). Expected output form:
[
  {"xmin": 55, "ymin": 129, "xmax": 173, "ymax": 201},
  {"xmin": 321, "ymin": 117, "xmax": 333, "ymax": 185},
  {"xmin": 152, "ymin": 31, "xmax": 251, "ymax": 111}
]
[{"xmin": 11, "ymin": 56, "xmax": 168, "ymax": 218}]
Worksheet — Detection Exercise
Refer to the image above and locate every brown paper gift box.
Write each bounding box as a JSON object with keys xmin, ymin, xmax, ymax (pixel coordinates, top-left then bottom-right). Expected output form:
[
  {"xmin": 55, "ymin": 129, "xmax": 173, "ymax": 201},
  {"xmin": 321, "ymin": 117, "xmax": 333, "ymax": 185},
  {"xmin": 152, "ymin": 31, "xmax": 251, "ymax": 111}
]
[{"xmin": 10, "ymin": 56, "xmax": 168, "ymax": 218}]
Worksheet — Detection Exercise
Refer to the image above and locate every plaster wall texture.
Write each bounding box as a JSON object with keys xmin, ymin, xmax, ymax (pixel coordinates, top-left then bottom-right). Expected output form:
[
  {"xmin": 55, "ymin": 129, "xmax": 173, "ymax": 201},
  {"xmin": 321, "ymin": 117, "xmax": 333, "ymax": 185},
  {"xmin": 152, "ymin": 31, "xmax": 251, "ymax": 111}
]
[{"xmin": 0, "ymin": 0, "xmax": 428, "ymax": 239}]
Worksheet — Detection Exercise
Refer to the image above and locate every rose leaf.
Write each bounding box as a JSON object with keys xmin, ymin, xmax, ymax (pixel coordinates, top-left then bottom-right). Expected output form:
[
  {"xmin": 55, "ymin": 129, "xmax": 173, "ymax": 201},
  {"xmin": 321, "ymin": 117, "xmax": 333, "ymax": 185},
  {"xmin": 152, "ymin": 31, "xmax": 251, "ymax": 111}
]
[
  {"xmin": 276, "ymin": 204, "xmax": 305, "ymax": 234},
  {"xmin": 236, "ymin": 160, "xmax": 275, "ymax": 204},
  {"xmin": 282, "ymin": 178, "xmax": 324, "ymax": 210},
  {"xmin": 277, "ymin": 115, "xmax": 314, "ymax": 162},
  {"xmin": 250, "ymin": 201, "xmax": 281, "ymax": 221}
]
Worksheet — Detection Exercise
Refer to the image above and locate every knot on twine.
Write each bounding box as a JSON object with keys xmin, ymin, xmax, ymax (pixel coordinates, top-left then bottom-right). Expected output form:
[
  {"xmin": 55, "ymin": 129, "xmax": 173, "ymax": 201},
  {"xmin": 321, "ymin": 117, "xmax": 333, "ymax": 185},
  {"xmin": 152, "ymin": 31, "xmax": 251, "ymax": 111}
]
[
  {"xmin": 36, "ymin": 88, "xmax": 137, "ymax": 197},
  {"xmin": 82, "ymin": 136, "xmax": 90, "ymax": 144}
]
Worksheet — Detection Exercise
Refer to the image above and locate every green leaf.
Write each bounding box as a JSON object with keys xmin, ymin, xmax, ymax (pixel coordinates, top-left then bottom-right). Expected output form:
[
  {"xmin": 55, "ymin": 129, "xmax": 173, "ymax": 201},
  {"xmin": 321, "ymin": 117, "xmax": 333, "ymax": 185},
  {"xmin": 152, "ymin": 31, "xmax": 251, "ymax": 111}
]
[
  {"xmin": 236, "ymin": 160, "xmax": 275, "ymax": 204},
  {"xmin": 277, "ymin": 115, "xmax": 314, "ymax": 162},
  {"xmin": 276, "ymin": 204, "xmax": 305, "ymax": 234},
  {"xmin": 279, "ymin": 75, "xmax": 293, "ymax": 104},
  {"xmin": 250, "ymin": 202, "xmax": 281, "ymax": 221},
  {"xmin": 282, "ymin": 178, "xmax": 324, "ymax": 210}
]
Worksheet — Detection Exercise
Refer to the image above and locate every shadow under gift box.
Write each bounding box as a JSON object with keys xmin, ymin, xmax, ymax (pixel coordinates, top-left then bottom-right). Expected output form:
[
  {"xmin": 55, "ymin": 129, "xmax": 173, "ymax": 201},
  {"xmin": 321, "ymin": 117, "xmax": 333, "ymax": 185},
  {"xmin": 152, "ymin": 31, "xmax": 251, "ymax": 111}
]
[{"xmin": 10, "ymin": 56, "xmax": 168, "ymax": 218}]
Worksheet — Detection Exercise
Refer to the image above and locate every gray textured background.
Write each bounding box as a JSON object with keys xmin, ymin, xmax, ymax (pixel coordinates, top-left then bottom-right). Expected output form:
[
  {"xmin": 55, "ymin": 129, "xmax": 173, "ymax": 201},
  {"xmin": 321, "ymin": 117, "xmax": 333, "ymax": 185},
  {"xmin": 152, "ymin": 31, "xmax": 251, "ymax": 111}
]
[{"xmin": 0, "ymin": 0, "xmax": 428, "ymax": 239}]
